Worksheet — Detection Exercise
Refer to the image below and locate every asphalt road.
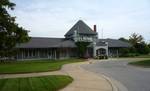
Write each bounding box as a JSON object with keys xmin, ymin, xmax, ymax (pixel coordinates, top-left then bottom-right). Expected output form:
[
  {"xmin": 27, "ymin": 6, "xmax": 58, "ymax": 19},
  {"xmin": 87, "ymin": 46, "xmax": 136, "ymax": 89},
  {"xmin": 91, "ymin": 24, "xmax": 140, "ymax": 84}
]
[{"xmin": 82, "ymin": 59, "xmax": 150, "ymax": 91}]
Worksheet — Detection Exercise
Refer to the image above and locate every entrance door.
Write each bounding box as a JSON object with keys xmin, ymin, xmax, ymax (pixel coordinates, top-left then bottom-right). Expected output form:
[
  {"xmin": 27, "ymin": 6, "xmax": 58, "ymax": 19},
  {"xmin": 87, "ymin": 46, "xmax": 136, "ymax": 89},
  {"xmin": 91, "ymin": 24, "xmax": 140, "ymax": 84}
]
[{"xmin": 96, "ymin": 48, "xmax": 106, "ymax": 56}]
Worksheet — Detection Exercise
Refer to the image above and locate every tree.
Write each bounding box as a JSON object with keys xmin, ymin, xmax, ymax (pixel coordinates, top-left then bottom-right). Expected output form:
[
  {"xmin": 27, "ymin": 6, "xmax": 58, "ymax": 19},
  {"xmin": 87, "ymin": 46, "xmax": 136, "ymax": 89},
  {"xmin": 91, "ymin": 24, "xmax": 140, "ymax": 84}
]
[
  {"xmin": 75, "ymin": 42, "xmax": 90, "ymax": 58},
  {"xmin": 128, "ymin": 33, "xmax": 143, "ymax": 54},
  {"xmin": 119, "ymin": 37, "xmax": 129, "ymax": 43},
  {"xmin": 129, "ymin": 33, "xmax": 150, "ymax": 54},
  {"xmin": 0, "ymin": 0, "xmax": 30, "ymax": 60},
  {"xmin": 134, "ymin": 42, "xmax": 150, "ymax": 54},
  {"xmin": 129, "ymin": 33, "xmax": 144, "ymax": 46},
  {"xmin": 148, "ymin": 43, "xmax": 150, "ymax": 48}
]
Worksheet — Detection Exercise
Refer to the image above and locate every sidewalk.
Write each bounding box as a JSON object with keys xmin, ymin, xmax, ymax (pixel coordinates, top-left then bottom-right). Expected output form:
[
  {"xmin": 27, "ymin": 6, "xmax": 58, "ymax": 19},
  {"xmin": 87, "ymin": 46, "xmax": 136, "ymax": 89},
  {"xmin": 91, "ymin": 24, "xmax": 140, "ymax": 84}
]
[
  {"xmin": 60, "ymin": 62, "xmax": 113, "ymax": 91},
  {"xmin": 0, "ymin": 61, "xmax": 114, "ymax": 91}
]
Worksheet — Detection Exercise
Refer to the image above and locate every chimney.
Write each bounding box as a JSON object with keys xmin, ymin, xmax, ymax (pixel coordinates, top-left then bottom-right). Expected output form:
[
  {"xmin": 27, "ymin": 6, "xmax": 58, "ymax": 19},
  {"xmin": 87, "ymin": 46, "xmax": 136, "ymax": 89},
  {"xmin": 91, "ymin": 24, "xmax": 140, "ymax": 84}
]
[{"xmin": 93, "ymin": 25, "xmax": 96, "ymax": 32}]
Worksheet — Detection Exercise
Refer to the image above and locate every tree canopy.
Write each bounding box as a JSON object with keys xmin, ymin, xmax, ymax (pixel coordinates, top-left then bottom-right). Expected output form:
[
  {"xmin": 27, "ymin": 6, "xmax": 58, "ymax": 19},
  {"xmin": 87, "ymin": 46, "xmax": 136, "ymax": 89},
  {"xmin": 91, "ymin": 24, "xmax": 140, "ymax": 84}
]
[
  {"xmin": 0, "ymin": 0, "xmax": 30, "ymax": 59},
  {"xmin": 119, "ymin": 33, "xmax": 150, "ymax": 55},
  {"xmin": 129, "ymin": 33, "xmax": 144, "ymax": 46}
]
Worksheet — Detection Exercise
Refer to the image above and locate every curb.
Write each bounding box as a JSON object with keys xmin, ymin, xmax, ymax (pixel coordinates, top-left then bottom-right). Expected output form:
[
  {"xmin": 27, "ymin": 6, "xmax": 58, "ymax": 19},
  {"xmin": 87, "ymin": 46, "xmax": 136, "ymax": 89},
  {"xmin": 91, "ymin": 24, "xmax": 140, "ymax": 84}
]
[
  {"xmin": 78, "ymin": 64, "xmax": 117, "ymax": 91},
  {"xmin": 85, "ymin": 60, "xmax": 128, "ymax": 91},
  {"xmin": 101, "ymin": 75, "xmax": 119, "ymax": 91},
  {"xmin": 107, "ymin": 77, "xmax": 128, "ymax": 91}
]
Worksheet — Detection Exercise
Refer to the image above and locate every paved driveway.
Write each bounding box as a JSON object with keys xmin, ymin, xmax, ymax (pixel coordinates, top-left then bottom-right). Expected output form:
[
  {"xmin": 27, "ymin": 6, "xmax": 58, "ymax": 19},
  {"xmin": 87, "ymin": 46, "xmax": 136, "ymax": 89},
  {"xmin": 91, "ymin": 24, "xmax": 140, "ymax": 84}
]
[{"xmin": 82, "ymin": 58, "xmax": 150, "ymax": 91}]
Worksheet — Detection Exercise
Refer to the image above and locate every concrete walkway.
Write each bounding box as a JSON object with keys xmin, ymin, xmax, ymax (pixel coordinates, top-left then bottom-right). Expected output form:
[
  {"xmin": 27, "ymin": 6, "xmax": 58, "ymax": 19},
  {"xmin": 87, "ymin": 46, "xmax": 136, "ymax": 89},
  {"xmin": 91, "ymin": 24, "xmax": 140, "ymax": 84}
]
[
  {"xmin": 0, "ymin": 61, "xmax": 114, "ymax": 91},
  {"xmin": 60, "ymin": 62, "xmax": 113, "ymax": 91}
]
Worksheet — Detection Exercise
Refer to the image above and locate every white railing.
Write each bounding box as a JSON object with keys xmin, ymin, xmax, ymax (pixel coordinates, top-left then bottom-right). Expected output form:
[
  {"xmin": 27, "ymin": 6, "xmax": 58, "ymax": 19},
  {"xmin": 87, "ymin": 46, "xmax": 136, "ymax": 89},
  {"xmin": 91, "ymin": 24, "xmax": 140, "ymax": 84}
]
[{"xmin": 74, "ymin": 36, "xmax": 94, "ymax": 42}]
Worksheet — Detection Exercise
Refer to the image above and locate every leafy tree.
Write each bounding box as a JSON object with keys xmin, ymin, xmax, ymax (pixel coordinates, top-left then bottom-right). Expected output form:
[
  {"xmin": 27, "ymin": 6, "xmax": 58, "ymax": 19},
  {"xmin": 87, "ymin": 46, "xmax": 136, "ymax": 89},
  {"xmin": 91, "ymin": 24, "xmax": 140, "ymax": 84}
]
[
  {"xmin": 0, "ymin": 0, "xmax": 30, "ymax": 60},
  {"xmin": 148, "ymin": 43, "xmax": 150, "ymax": 48},
  {"xmin": 119, "ymin": 34, "xmax": 150, "ymax": 55},
  {"xmin": 119, "ymin": 37, "xmax": 129, "ymax": 43},
  {"xmin": 128, "ymin": 33, "xmax": 150, "ymax": 54},
  {"xmin": 129, "ymin": 33, "xmax": 144, "ymax": 46},
  {"xmin": 75, "ymin": 42, "xmax": 90, "ymax": 58},
  {"xmin": 135, "ymin": 42, "xmax": 150, "ymax": 54}
]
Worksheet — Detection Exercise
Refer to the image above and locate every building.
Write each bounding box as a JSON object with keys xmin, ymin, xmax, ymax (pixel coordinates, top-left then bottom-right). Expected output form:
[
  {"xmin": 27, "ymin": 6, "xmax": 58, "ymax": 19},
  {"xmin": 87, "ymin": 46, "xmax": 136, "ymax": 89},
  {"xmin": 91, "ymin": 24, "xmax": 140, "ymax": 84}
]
[{"xmin": 16, "ymin": 20, "xmax": 131, "ymax": 60}]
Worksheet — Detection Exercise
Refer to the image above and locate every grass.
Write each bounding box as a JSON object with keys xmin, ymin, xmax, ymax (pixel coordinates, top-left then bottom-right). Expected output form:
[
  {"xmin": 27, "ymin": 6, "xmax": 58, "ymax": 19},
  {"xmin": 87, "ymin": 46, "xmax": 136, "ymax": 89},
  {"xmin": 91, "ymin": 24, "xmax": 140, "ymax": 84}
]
[
  {"xmin": 129, "ymin": 59, "xmax": 150, "ymax": 67},
  {"xmin": 135, "ymin": 55, "xmax": 150, "ymax": 58},
  {"xmin": 0, "ymin": 59, "xmax": 84, "ymax": 74},
  {"xmin": 0, "ymin": 75, "xmax": 73, "ymax": 91}
]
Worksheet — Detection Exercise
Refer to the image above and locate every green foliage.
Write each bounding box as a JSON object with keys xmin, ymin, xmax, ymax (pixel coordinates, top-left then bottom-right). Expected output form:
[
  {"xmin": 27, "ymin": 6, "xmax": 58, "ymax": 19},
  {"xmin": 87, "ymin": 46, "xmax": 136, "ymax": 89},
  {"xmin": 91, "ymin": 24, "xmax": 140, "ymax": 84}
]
[
  {"xmin": 0, "ymin": 75, "xmax": 73, "ymax": 91},
  {"xmin": 119, "ymin": 48, "xmax": 129, "ymax": 56},
  {"xmin": 119, "ymin": 37, "xmax": 129, "ymax": 42},
  {"xmin": 119, "ymin": 33, "xmax": 150, "ymax": 56},
  {"xmin": 75, "ymin": 42, "xmax": 90, "ymax": 58},
  {"xmin": 129, "ymin": 33, "xmax": 144, "ymax": 46},
  {"xmin": 0, "ymin": 0, "xmax": 30, "ymax": 59},
  {"xmin": 134, "ymin": 42, "xmax": 150, "ymax": 54},
  {"xmin": 148, "ymin": 44, "xmax": 150, "ymax": 50},
  {"xmin": 129, "ymin": 60, "xmax": 150, "ymax": 67}
]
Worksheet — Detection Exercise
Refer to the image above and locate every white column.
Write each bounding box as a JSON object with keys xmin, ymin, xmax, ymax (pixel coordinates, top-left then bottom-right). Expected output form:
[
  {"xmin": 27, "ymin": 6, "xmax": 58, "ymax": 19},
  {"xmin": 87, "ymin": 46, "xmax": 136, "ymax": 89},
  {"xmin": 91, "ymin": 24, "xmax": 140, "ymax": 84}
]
[
  {"xmin": 93, "ymin": 47, "xmax": 97, "ymax": 57},
  {"xmin": 93, "ymin": 42, "xmax": 96, "ymax": 57},
  {"xmin": 117, "ymin": 49, "xmax": 119, "ymax": 57},
  {"xmin": 106, "ymin": 48, "xmax": 109, "ymax": 56}
]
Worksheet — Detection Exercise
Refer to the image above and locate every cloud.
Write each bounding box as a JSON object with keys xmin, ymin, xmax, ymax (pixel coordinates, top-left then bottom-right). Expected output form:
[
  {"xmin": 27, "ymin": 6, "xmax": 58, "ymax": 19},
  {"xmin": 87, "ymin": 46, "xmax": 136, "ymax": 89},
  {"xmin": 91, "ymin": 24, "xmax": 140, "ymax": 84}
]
[{"xmin": 11, "ymin": 0, "xmax": 150, "ymax": 42}]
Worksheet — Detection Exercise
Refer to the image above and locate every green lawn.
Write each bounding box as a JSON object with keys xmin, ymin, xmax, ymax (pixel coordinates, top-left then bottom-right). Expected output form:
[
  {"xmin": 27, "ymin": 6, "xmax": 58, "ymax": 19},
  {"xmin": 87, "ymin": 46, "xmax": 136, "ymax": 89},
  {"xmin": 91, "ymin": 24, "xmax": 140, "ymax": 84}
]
[
  {"xmin": 135, "ymin": 55, "xmax": 150, "ymax": 58},
  {"xmin": 129, "ymin": 60, "xmax": 150, "ymax": 67},
  {"xmin": 0, "ymin": 75, "xmax": 73, "ymax": 91},
  {"xmin": 0, "ymin": 59, "xmax": 84, "ymax": 74}
]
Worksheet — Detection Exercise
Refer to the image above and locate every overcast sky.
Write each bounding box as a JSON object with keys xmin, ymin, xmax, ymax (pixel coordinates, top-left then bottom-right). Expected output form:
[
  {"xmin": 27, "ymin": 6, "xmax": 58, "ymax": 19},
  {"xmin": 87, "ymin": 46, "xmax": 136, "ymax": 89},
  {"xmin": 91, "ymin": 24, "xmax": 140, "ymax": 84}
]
[{"xmin": 11, "ymin": 0, "xmax": 150, "ymax": 42}]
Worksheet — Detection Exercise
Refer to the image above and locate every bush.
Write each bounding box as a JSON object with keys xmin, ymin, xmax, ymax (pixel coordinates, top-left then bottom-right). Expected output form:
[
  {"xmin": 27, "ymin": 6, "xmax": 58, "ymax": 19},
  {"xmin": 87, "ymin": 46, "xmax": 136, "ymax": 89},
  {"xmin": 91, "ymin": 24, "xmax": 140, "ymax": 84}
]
[{"xmin": 119, "ymin": 53, "xmax": 139, "ymax": 57}]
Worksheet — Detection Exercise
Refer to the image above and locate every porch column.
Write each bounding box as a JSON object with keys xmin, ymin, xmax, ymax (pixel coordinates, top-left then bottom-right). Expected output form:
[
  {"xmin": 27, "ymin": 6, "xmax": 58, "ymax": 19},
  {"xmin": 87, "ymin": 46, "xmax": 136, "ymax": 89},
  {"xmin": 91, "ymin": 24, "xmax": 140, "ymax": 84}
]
[
  {"xmin": 93, "ymin": 42, "xmax": 96, "ymax": 57},
  {"xmin": 116, "ymin": 49, "xmax": 119, "ymax": 57},
  {"xmin": 106, "ymin": 48, "xmax": 109, "ymax": 57}
]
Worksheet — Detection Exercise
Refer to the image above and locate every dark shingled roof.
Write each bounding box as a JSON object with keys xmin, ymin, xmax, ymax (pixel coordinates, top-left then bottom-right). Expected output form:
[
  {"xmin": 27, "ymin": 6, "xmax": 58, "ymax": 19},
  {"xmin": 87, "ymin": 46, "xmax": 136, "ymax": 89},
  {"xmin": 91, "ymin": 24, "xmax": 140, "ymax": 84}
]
[
  {"xmin": 98, "ymin": 39, "xmax": 131, "ymax": 48},
  {"xmin": 95, "ymin": 39, "xmax": 108, "ymax": 46},
  {"xmin": 16, "ymin": 37, "xmax": 131, "ymax": 48},
  {"xmin": 16, "ymin": 37, "xmax": 76, "ymax": 48},
  {"xmin": 57, "ymin": 39, "xmax": 76, "ymax": 48},
  {"xmin": 65, "ymin": 20, "xmax": 97, "ymax": 36}
]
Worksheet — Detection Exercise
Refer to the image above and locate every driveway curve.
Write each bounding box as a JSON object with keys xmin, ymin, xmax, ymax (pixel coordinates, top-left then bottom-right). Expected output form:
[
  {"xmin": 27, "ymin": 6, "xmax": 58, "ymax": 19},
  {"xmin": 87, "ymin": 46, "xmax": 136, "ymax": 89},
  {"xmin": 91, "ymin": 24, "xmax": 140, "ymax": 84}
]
[{"xmin": 82, "ymin": 58, "xmax": 150, "ymax": 91}]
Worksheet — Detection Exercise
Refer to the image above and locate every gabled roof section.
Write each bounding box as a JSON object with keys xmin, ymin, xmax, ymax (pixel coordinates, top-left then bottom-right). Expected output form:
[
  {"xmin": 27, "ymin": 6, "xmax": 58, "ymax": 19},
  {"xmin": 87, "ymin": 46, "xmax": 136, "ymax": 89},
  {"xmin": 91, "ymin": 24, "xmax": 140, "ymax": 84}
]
[{"xmin": 65, "ymin": 20, "xmax": 97, "ymax": 36}]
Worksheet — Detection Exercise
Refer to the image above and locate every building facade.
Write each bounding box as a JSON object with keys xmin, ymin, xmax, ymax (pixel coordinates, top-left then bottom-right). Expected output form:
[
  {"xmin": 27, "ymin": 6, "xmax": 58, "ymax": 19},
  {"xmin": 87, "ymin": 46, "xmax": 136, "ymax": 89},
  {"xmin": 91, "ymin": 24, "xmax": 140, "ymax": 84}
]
[{"xmin": 16, "ymin": 20, "xmax": 131, "ymax": 60}]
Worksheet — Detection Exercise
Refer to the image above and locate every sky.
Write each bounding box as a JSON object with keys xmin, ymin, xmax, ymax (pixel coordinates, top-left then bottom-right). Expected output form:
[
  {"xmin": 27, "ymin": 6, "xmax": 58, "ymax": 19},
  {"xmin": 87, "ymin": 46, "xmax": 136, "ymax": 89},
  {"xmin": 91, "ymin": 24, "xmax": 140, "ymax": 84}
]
[{"xmin": 10, "ymin": 0, "xmax": 150, "ymax": 42}]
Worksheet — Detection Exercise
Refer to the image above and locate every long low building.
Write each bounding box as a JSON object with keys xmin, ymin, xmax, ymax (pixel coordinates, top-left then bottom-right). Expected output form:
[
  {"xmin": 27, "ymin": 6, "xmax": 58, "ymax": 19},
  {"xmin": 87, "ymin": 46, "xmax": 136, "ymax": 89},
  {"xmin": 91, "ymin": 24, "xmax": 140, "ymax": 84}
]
[{"xmin": 16, "ymin": 20, "xmax": 131, "ymax": 60}]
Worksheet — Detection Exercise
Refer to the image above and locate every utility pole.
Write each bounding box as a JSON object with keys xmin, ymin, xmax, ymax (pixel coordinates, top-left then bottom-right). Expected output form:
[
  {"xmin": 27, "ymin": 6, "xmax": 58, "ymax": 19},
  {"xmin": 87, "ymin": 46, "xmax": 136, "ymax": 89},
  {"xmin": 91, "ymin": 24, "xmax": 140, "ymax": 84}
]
[{"xmin": 101, "ymin": 27, "xmax": 103, "ymax": 39}]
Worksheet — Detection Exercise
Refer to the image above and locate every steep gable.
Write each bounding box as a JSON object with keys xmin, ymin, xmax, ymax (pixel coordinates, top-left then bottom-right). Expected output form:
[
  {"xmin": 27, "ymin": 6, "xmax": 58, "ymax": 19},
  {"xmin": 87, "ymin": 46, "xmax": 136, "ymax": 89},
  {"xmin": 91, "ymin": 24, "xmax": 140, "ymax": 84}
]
[{"xmin": 65, "ymin": 20, "xmax": 97, "ymax": 37}]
